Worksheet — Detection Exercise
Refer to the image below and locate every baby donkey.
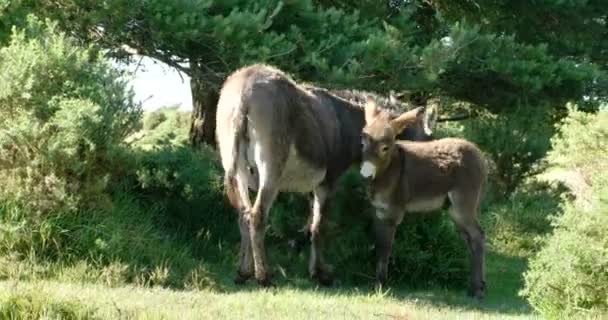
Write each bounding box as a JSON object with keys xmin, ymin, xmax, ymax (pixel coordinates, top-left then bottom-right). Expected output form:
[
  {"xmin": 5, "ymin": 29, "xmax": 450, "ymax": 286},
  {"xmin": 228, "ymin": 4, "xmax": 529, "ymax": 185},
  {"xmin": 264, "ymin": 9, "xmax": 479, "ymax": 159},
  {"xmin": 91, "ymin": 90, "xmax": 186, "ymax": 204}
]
[{"xmin": 360, "ymin": 96, "xmax": 488, "ymax": 300}]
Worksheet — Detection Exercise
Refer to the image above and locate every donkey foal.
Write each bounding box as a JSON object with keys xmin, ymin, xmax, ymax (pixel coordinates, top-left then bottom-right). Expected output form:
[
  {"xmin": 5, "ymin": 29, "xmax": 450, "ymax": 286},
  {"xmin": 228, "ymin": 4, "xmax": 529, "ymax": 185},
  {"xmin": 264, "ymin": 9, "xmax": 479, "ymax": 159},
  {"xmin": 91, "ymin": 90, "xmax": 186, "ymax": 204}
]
[{"xmin": 360, "ymin": 96, "xmax": 488, "ymax": 300}]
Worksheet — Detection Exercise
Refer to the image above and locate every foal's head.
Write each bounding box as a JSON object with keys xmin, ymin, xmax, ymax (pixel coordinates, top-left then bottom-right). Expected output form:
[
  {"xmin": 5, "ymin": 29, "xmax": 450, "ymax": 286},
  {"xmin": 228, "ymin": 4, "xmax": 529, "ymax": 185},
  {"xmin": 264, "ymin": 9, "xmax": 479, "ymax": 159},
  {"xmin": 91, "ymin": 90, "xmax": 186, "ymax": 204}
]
[{"xmin": 360, "ymin": 96, "xmax": 423, "ymax": 179}]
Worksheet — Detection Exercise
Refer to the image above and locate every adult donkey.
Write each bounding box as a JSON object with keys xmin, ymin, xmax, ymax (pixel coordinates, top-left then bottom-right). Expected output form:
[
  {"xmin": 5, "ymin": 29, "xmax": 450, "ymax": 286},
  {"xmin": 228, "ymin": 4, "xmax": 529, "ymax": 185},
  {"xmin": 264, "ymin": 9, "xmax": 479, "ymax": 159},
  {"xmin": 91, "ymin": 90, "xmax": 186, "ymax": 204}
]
[
  {"xmin": 360, "ymin": 96, "xmax": 488, "ymax": 299},
  {"xmin": 216, "ymin": 64, "xmax": 434, "ymax": 286}
]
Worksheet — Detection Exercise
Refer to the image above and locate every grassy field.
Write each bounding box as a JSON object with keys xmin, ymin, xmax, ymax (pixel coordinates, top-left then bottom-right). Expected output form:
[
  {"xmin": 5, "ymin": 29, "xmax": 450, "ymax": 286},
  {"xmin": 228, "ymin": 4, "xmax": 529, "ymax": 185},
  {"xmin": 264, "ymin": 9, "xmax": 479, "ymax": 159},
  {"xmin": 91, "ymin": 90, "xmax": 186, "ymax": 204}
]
[{"xmin": 0, "ymin": 250, "xmax": 535, "ymax": 319}]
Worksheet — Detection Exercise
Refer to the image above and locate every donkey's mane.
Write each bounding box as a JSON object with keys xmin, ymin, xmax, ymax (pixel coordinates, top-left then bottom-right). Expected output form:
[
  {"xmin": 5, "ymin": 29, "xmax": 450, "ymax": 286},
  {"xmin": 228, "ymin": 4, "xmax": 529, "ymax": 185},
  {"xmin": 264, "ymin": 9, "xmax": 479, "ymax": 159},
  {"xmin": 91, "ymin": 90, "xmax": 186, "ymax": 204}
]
[
  {"xmin": 328, "ymin": 89, "xmax": 397, "ymax": 110},
  {"xmin": 299, "ymin": 84, "xmax": 403, "ymax": 115}
]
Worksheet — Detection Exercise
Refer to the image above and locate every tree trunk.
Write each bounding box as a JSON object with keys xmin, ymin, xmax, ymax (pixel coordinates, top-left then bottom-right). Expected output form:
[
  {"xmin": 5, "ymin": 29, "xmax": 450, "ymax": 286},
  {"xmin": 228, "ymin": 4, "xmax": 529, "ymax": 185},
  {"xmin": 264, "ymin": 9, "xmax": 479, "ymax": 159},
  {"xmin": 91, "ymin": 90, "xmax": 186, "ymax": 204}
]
[{"xmin": 189, "ymin": 73, "xmax": 219, "ymax": 148}]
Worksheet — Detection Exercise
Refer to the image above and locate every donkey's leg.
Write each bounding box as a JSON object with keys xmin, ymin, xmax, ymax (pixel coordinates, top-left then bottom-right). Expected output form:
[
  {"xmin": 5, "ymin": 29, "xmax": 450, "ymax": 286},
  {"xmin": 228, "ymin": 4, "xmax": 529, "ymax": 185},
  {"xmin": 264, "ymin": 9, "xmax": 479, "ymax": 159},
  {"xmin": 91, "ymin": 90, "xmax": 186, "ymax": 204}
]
[
  {"xmin": 373, "ymin": 215, "xmax": 398, "ymax": 287},
  {"xmin": 234, "ymin": 173, "xmax": 254, "ymax": 284},
  {"xmin": 309, "ymin": 185, "xmax": 334, "ymax": 286},
  {"xmin": 248, "ymin": 138, "xmax": 284, "ymax": 287},
  {"xmin": 248, "ymin": 183, "xmax": 279, "ymax": 286},
  {"xmin": 448, "ymin": 191, "xmax": 486, "ymax": 300}
]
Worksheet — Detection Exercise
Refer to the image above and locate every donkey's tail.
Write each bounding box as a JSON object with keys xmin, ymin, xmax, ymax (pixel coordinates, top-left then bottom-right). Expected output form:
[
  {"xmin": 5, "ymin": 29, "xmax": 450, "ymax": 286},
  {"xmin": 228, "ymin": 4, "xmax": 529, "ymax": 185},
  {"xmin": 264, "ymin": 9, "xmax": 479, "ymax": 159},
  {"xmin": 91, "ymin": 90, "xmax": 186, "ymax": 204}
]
[{"xmin": 222, "ymin": 96, "xmax": 249, "ymax": 210}]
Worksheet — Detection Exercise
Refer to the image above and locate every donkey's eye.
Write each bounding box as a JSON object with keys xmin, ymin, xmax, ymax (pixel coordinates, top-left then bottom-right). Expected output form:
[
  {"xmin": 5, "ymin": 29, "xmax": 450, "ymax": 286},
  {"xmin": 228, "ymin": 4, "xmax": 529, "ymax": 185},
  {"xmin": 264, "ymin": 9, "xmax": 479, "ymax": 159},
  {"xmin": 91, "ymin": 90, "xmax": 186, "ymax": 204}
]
[{"xmin": 380, "ymin": 145, "xmax": 389, "ymax": 153}]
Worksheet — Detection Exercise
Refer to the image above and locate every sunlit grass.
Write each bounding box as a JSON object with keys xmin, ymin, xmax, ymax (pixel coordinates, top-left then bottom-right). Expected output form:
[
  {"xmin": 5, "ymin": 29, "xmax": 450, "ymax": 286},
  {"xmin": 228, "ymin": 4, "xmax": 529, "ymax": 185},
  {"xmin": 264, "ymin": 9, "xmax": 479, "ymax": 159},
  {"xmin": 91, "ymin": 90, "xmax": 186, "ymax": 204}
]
[{"xmin": 0, "ymin": 278, "xmax": 536, "ymax": 320}]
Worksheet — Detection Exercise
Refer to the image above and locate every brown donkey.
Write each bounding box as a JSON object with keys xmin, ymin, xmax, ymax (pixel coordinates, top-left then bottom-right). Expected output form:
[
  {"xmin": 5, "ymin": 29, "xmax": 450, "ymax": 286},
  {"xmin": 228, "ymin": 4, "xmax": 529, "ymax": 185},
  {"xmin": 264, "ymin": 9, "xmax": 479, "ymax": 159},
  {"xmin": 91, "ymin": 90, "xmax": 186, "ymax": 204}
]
[
  {"xmin": 360, "ymin": 96, "xmax": 488, "ymax": 300},
  {"xmin": 216, "ymin": 64, "xmax": 434, "ymax": 287}
]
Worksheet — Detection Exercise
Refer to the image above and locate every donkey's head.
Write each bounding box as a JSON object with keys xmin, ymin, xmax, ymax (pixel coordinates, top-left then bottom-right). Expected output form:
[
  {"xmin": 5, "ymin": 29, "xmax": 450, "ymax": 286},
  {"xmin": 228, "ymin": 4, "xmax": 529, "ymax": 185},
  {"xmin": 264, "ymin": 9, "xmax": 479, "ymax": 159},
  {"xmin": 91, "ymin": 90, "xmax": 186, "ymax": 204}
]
[{"xmin": 360, "ymin": 96, "xmax": 423, "ymax": 179}]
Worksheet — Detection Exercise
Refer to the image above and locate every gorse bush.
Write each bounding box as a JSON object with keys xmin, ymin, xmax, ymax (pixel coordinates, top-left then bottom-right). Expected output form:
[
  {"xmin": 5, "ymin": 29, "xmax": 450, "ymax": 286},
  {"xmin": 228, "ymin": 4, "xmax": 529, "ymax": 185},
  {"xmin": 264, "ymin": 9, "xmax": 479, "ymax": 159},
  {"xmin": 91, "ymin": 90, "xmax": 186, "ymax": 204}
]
[
  {"xmin": 131, "ymin": 106, "xmax": 191, "ymax": 148},
  {"xmin": 521, "ymin": 107, "xmax": 608, "ymax": 318},
  {"xmin": 0, "ymin": 17, "xmax": 140, "ymax": 261},
  {"xmin": 0, "ymin": 16, "xmax": 140, "ymax": 214},
  {"xmin": 130, "ymin": 144, "xmax": 237, "ymax": 245}
]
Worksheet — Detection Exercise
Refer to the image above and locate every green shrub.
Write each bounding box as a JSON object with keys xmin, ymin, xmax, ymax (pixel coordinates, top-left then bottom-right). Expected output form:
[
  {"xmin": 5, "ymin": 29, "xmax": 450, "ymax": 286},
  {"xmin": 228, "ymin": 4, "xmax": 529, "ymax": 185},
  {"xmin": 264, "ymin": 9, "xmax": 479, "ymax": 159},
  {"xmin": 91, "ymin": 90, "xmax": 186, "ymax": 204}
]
[
  {"xmin": 462, "ymin": 106, "xmax": 555, "ymax": 194},
  {"xmin": 0, "ymin": 17, "xmax": 140, "ymax": 264},
  {"xmin": 130, "ymin": 106, "xmax": 191, "ymax": 148},
  {"xmin": 0, "ymin": 20, "xmax": 237, "ymax": 289},
  {"xmin": 0, "ymin": 16, "xmax": 140, "ymax": 214},
  {"xmin": 484, "ymin": 179, "xmax": 563, "ymax": 257},
  {"xmin": 129, "ymin": 144, "xmax": 237, "ymax": 246},
  {"xmin": 143, "ymin": 110, "xmax": 168, "ymax": 131},
  {"xmin": 521, "ymin": 107, "xmax": 608, "ymax": 318}
]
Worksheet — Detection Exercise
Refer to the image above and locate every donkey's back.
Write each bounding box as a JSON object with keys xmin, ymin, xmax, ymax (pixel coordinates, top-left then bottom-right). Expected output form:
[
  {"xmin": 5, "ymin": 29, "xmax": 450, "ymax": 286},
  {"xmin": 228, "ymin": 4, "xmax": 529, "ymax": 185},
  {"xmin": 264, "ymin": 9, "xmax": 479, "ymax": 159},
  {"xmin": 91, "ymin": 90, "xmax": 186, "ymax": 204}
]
[
  {"xmin": 217, "ymin": 64, "xmax": 331, "ymax": 203},
  {"xmin": 397, "ymin": 138, "xmax": 487, "ymax": 201}
]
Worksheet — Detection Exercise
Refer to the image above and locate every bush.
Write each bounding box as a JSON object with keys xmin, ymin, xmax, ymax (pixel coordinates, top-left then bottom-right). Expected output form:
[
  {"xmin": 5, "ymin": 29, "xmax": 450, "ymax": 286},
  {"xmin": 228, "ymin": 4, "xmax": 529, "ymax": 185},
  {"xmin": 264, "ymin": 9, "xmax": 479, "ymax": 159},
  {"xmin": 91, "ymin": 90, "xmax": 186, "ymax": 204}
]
[
  {"xmin": 0, "ymin": 17, "xmax": 140, "ymax": 214},
  {"xmin": 0, "ymin": 17, "xmax": 140, "ymax": 263},
  {"xmin": 132, "ymin": 106, "xmax": 191, "ymax": 147},
  {"xmin": 129, "ymin": 144, "xmax": 237, "ymax": 246},
  {"xmin": 483, "ymin": 179, "xmax": 563, "ymax": 257},
  {"xmin": 0, "ymin": 20, "xmax": 260, "ymax": 289},
  {"xmin": 521, "ymin": 107, "xmax": 608, "ymax": 317},
  {"xmin": 462, "ymin": 106, "xmax": 555, "ymax": 194}
]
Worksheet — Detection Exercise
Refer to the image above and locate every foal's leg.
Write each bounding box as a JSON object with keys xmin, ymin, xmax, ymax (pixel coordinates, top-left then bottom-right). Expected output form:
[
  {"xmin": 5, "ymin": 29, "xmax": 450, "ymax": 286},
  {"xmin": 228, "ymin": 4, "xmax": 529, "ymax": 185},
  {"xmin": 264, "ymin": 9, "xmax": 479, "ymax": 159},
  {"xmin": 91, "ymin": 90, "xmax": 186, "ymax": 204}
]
[
  {"xmin": 309, "ymin": 185, "xmax": 334, "ymax": 286},
  {"xmin": 373, "ymin": 215, "xmax": 398, "ymax": 287},
  {"xmin": 448, "ymin": 190, "xmax": 486, "ymax": 300}
]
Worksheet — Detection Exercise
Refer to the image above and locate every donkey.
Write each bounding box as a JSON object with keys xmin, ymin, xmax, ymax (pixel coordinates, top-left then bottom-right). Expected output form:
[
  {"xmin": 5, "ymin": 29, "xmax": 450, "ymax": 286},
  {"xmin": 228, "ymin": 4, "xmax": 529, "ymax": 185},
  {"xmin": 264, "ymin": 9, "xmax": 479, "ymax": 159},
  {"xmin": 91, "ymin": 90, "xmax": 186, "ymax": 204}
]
[
  {"xmin": 360, "ymin": 96, "xmax": 488, "ymax": 300},
  {"xmin": 216, "ymin": 64, "xmax": 434, "ymax": 286}
]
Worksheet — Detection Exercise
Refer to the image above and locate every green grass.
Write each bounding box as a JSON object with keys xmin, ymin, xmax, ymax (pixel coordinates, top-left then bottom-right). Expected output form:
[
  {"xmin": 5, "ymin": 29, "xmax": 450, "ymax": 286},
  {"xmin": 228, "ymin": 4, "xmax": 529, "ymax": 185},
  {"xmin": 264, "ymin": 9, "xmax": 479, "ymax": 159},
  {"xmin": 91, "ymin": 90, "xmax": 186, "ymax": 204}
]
[
  {"xmin": 0, "ymin": 273, "xmax": 533, "ymax": 320},
  {"xmin": 0, "ymin": 249, "xmax": 534, "ymax": 319}
]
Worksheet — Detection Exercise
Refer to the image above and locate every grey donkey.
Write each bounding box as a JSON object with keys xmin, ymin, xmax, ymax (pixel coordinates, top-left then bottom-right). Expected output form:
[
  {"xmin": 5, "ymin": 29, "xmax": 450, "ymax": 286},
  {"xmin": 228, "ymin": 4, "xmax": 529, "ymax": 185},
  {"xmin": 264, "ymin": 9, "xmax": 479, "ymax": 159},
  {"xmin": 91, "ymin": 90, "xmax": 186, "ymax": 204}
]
[
  {"xmin": 360, "ymin": 96, "xmax": 488, "ymax": 300},
  {"xmin": 216, "ymin": 64, "xmax": 435, "ymax": 286}
]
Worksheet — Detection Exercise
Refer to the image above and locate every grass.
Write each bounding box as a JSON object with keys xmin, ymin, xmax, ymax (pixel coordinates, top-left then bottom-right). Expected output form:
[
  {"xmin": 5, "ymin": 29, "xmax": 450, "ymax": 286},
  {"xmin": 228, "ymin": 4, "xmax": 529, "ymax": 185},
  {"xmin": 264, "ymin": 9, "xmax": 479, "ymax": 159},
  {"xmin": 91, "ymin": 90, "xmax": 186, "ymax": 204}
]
[
  {"xmin": 0, "ymin": 249, "xmax": 534, "ymax": 319},
  {"xmin": 0, "ymin": 272, "xmax": 533, "ymax": 320}
]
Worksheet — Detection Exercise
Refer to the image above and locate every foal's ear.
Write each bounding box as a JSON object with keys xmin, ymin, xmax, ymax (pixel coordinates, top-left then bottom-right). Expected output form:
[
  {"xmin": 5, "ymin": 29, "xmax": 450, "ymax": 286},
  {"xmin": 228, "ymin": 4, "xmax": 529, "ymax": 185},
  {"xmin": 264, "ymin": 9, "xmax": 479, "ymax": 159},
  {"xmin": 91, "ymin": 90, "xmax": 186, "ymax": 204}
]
[
  {"xmin": 364, "ymin": 96, "xmax": 380, "ymax": 124},
  {"xmin": 390, "ymin": 107, "xmax": 424, "ymax": 133}
]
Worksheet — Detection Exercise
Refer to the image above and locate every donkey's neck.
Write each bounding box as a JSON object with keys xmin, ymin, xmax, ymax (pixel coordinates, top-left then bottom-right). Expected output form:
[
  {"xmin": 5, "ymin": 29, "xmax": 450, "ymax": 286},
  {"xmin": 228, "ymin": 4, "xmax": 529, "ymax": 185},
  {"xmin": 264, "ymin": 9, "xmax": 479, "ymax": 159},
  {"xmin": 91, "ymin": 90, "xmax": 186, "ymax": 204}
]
[{"xmin": 369, "ymin": 149, "xmax": 404, "ymax": 199}]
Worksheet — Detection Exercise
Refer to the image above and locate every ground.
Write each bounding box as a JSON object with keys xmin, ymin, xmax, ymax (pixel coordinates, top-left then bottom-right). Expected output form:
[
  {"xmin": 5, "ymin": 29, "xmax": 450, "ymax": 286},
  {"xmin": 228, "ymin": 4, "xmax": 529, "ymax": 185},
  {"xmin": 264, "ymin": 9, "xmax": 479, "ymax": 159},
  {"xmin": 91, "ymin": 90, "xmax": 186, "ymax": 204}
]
[{"xmin": 0, "ymin": 251, "xmax": 535, "ymax": 319}]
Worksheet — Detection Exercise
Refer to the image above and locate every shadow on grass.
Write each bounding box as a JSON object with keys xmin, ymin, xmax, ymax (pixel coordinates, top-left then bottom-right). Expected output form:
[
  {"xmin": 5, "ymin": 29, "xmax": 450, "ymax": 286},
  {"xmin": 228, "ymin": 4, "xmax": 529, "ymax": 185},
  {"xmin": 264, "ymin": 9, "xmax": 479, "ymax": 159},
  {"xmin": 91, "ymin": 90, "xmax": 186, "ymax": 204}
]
[{"xmin": 206, "ymin": 249, "xmax": 532, "ymax": 316}]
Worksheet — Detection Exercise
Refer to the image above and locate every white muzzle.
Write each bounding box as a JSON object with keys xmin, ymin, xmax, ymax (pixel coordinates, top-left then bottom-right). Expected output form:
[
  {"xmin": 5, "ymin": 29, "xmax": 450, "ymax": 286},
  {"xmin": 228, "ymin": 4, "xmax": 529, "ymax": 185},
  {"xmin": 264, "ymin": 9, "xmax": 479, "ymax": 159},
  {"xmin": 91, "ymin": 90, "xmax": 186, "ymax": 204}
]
[{"xmin": 360, "ymin": 161, "xmax": 377, "ymax": 178}]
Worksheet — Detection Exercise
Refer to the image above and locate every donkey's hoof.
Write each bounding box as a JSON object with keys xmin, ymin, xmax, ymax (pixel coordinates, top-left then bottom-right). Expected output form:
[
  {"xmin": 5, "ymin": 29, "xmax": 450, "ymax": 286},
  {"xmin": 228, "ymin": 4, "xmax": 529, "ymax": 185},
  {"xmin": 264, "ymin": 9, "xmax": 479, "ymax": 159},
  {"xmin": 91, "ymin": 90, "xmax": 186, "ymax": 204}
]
[
  {"xmin": 234, "ymin": 271, "xmax": 252, "ymax": 285},
  {"xmin": 374, "ymin": 281, "xmax": 387, "ymax": 292},
  {"xmin": 311, "ymin": 271, "xmax": 334, "ymax": 287},
  {"xmin": 256, "ymin": 276, "xmax": 274, "ymax": 287},
  {"xmin": 467, "ymin": 287, "xmax": 485, "ymax": 301}
]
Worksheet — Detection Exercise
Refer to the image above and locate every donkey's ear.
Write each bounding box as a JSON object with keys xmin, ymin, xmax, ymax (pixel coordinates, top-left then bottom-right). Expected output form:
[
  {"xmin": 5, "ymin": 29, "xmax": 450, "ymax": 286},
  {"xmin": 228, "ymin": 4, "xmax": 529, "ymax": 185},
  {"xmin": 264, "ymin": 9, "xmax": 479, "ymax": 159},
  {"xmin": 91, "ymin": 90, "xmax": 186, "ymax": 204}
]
[
  {"xmin": 391, "ymin": 90, "xmax": 411, "ymax": 101},
  {"xmin": 388, "ymin": 90, "xmax": 401, "ymax": 105},
  {"xmin": 422, "ymin": 97, "xmax": 440, "ymax": 135},
  {"xmin": 365, "ymin": 96, "xmax": 380, "ymax": 123},
  {"xmin": 390, "ymin": 107, "xmax": 424, "ymax": 133}
]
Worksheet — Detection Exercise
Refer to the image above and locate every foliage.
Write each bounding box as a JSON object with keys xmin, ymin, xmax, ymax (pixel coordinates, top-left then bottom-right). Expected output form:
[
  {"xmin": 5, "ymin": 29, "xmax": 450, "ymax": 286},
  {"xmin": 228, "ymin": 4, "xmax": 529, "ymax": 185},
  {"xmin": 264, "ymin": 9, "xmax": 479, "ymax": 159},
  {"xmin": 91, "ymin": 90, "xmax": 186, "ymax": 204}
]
[
  {"xmin": 484, "ymin": 179, "xmax": 563, "ymax": 257},
  {"xmin": 16, "ymin": 0, "xmax": 606, "ymax": 167},
  {"xmin": 521, "ymin": 108, "xmax": 608, "ymax": 317},
  {"xmin": 462, "ymin": 106, "xmax": 555, "ymax": 193},
  {"xmin": 128, "ymin": 106, "xmax": 191, "ymax": 148},
  {"xmin": 0, "ymin": 17, "xmax": 140, "ymax": 215},
  {"xmin": 543, "ymin": 106, "xmax": 608, "ymax": 184},
  {"xmin": 21, "ymin": 0, "xmax": 606, "ymax": 110}
]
